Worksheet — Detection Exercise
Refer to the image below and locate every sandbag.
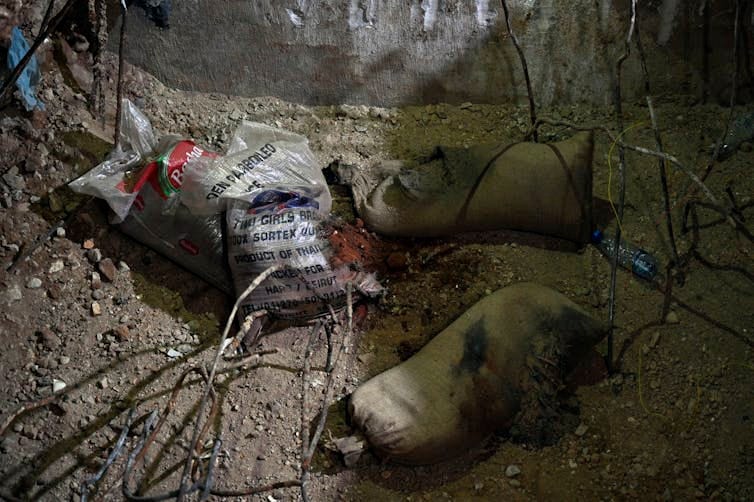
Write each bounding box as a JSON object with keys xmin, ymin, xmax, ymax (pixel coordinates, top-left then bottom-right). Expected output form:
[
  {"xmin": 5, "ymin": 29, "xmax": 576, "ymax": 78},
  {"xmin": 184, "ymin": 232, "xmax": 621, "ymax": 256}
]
[
  {"xmin": 344, "ymin": 132, "xmax": 594, "ymax": 244},
  {"xmin": 181, "ymin": 122, "xmax": 382, "ymax": 321},
  {"xmin": 348, "ymin": 282, "xmax": 607, "ymax": 465}
]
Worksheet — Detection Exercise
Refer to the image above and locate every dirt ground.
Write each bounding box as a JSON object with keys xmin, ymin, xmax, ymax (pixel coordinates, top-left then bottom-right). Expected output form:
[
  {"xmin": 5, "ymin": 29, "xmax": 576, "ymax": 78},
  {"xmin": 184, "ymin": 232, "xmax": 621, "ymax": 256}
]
[{"xmin": 1, "ymin": 27, "xmax": 753, "ymax": 502}]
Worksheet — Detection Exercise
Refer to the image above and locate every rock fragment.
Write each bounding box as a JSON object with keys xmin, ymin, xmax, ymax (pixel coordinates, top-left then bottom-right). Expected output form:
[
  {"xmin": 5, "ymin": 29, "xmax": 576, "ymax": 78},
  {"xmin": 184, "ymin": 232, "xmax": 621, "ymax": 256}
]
[
  {"xmin": 505, "ymin": 465, "xmax": 521, "ymax": 478},
  {"xmin": 98, "ymin": 258, "xmax": 117, "ymax": 282},
  {"xmin": 48, "ymin": 260, "xmax": 64, "ymax": 274},
  {"xmin": 86, "ymin": 248, "xmax": 103, "ymax": 263},
  {"xmin": 5, "ymin": 284, "xmax": 22, "ymax": 302},
  {"xmin": 91, "ymin": 271, "xmax": 102, "ymax": 290},
  {"xmin": 2, "ymin": 167, "xmax": 25, "ymax": 191},
  {"xmin": 113, "ymin": 325, "xmax": 130, "ymax": 342},
  {"xmin": 47, "ymin": 284, "xmax": 62, "ymax": 299},
  {"xmin": 52, "ymin": 379, "xmax": 66, "ymax": 393},
  {"xmin": 37, "ymin": 327, "xmax": 61, "ymax": 350}
]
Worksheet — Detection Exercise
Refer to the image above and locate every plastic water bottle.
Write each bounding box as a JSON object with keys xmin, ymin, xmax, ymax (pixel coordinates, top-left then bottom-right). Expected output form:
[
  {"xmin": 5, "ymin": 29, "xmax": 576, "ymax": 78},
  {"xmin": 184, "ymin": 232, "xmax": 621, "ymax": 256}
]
[
  {"xmin": 591, "ymin": 229, "xmax": 659, "ymax": 282},
  {"xmin": 719, "ymin": 112, "xmax": 754, "ymax": 160}
]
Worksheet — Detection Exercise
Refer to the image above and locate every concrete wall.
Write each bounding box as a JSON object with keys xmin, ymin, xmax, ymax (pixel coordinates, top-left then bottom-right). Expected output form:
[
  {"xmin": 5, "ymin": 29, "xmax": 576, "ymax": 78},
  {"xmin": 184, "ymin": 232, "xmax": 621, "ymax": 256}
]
[{"xmin": 118, "ymin": 0, "xmax": 748, "ymax": 107}]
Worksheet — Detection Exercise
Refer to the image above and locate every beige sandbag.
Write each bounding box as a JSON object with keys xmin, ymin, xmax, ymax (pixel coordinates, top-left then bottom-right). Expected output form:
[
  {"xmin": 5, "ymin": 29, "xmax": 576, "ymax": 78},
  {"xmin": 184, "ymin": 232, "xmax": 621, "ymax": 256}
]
[
  {"xmin": 348, "ymin": 282, "xmax": 606, "ymax": 465},
  {"xmin": 347, "ymin": 132, "xmax": 594, "ymax": 244}
]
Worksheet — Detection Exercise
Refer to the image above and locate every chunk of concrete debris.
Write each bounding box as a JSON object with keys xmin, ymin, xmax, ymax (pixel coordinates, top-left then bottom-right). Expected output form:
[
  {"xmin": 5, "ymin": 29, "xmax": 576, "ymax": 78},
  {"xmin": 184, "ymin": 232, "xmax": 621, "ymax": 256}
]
[
  {"xmin": 91, "ymin": 271, "xmax": 102, "ymax": 290},
  {"xmin": 48, "ymin": 260, "xmax": 64, "ymax": 274},
  {"xmin": 5, "ymin": 284, "xmax": 22, "ymax": 303},
  {"xmin": 91, "ymin": 301, "xmax": 102, "ymax": 316},
  {"xmin": 505, "ymin": 465, "xmax": 522, "ymax": 477},
  {"xmin": 2, "ymin": 167, "xmax": 26, "ymax": 191},
  {"xmin": 52, "ymin": 379, "xmax": 66, "ymax": 393},
  {"xmin": 334, "ymin": 435, "xmax": 367, "ymax": 467}
]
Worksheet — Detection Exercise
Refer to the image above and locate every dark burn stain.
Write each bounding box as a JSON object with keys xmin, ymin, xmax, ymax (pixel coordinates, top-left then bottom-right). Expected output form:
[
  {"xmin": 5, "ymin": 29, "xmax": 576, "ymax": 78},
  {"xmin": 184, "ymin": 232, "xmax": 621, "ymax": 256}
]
[
  {"xmin": 533, "ymin": 305, "xmax": 608, "ymax": 374},
  {"xmin": 454, "ymin": 318, "xmax": 488, "ymax": 375}
]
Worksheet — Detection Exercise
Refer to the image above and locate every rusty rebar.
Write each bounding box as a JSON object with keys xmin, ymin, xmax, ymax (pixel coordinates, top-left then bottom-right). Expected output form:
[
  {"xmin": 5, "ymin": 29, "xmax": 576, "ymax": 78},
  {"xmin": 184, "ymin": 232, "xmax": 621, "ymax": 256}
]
[
  {"xmin": 634, "ymin": 12, "xmax": 680, "ymax": 270},
  {"xmin": 114, "ymin": 0, "xmax": 128, "ymax": 150},
  {"xmin": 300, "ymin": 285, "xmax": 353, "ymax": 501},
  {"xmin": 606, "ymin": 0, "xmax": 638, "ymax": 372},
  {"xmin": 177, "ymin": 265, "xmax": 280, "ymax": 501},
  {"xmin": 701, "ymin": 0, "xmax": 741, "ymax": 183},
  {"xmin": 80, "ymin": 408, "xmax": 136, "ymax": 502},
  {"xmin": 90, "ymin": 0, "xmax": 109, "ymax": 123},
  {"xmin": 299, "ymin": 320, "xmax": 323, "ymax": 502},
  {"xmin": 500, "ymin": 0, "xmax": 538, "ymax": 142}
]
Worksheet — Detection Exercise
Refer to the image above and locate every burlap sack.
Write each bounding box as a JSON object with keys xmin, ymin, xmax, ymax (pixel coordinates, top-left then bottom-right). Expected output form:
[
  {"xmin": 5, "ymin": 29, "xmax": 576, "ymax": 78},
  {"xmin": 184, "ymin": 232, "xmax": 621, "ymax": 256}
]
[
  {"xmin": 347, "ymin": 132, "xmax": 594, "ymax": 244},
  {"xmin": 349, "ymin": 282, "xmax": 607, "ymax": 465}
]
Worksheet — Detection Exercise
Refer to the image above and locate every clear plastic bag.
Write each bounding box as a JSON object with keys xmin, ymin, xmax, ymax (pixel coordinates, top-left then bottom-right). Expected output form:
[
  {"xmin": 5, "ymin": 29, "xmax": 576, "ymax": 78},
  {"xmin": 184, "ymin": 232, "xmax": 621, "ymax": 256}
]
[
  {"xmin": 69, "ymin": 100, "xmax": 232, "ymax": 293},
  {"xmin": 68, "ymin": 100, "xmax": 158, "ymax": 222}
]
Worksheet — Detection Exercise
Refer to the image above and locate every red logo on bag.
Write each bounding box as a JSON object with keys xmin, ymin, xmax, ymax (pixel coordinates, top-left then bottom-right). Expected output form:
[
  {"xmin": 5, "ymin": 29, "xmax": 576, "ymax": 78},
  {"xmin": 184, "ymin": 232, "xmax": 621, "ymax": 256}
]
[
  {"xmin": 179, "ymin": 238, "xmax": 199, "ymax": 255},
  {"xmin": 167, "ymin": 142, "xmax": 211, "ymax": 190},
  {"xmin": 156, "ymin": 141, "xmax": 219, "ymax": 198}
]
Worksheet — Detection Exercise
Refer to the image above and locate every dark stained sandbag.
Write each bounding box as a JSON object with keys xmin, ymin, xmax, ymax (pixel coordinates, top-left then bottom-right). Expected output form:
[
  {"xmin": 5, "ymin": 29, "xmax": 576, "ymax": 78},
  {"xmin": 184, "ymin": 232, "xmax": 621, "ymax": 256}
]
[
  {"xmin": 348, "ymin": 132, "xmax": 594, "ymax": 244},
  {"xmin": 348, "ymin": 282, "xmax": 607, "ymax": 465}
]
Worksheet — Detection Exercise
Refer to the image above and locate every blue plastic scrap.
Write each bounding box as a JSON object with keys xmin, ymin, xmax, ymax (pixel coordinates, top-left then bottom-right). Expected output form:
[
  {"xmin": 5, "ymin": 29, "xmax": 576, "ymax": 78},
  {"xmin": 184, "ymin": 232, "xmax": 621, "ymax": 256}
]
[{"xmin": 5, "ymin": 26, "xmax": 45, "ymax": 111}]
